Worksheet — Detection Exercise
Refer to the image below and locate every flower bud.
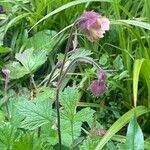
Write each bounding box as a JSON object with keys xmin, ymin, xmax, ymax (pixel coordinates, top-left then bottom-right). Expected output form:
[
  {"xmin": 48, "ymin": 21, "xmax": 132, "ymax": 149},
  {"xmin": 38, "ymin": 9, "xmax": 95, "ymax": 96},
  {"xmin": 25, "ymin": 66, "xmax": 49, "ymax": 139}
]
[{"xmin": 89, "ymin": 80, "xmax": 107, "ymax": 97}]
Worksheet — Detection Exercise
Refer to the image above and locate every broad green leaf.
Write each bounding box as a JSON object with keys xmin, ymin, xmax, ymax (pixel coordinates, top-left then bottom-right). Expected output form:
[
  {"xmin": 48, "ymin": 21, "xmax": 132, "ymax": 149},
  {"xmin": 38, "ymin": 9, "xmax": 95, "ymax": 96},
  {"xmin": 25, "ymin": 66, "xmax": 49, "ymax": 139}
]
[
  {"xmin": 60, "ymin": 87, "xmax": 95, "ymax": 148},
  {"xmin": 6, "ymin": 61, "xmax": 29, "ymax": 79},
  {"xmin": 68, "ymin": 48, "xmax": 92, "ymax": 61},
  {"xmin": 74, "ymin": 107, "xmax": 95, "ymax": 122},
  {"xmin": 133, "ymin": 59, "xmax": 144, "ymax": 107},
  {"xmin": 80, "ymin": 137, "xmax": 100, "ymax": 150},
  {"xmin": 60, "ymin": 86, "xmax": 79, "ymax": 120},
  {"xmin": 33, "ymin": 87, "xmax": 55, "ymax": 102},
  {"xmin": 99, "ymin": 54, "xmax": 109, "ymax": 65},
  {"xmin": 95, "ymin": 106, "xmax": 150, "ymax": 150},
  {"xmin": 17, "ymin": 100, "xmax": 55, "ymax": 130},
  {"xmin": 61, "ymin": 119, "xmax": 82, "ymax": 147},
  {"xmin": 7, "ymin": 48, "xmax": 48, "ymax": 79},
  {"xmin": 0, "ymin": 122, "xmax": 18, "ymax": 149},
  {"xmin": 26, "ymin": 30, "xmax": 57, "ymax": 51},
  {"xmin": 125, "ymin": 115, "xmax": 144, "ymax": 150},
  {"xmin": 113, "ymin": 55, "xmax": 124, "ymax": 70},
  {"xmin": 29, "ymin": 0, "xmax": 112, "ymax": 31}
]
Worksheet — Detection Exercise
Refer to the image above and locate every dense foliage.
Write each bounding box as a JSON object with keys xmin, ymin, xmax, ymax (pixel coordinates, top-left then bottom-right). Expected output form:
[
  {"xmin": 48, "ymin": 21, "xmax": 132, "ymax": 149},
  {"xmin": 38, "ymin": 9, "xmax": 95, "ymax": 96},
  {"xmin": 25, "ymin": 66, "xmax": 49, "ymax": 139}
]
[{"xmin": 0, "ymin": 0, "xmax": 150, "ymax": 149}]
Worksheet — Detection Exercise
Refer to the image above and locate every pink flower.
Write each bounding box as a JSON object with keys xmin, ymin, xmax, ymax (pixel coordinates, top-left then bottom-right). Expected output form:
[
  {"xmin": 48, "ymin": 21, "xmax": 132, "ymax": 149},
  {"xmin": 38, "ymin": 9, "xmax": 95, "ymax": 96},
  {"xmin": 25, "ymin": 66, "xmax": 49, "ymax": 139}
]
[
  {"xmin": 79, "ymin": 11, "xmax": 110, "ymax": 42},
  {"xmin": 89, "ymin": 80, "xmax": 107, "ymax": 97}
]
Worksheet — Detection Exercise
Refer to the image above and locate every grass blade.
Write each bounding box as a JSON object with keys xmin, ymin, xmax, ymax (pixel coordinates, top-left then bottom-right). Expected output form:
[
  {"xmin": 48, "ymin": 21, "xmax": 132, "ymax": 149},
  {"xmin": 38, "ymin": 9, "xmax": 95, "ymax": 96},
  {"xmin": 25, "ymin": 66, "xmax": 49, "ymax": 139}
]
[{"xmin": 95, "ymin": 106, "xmax": 150, "ymax": 150}]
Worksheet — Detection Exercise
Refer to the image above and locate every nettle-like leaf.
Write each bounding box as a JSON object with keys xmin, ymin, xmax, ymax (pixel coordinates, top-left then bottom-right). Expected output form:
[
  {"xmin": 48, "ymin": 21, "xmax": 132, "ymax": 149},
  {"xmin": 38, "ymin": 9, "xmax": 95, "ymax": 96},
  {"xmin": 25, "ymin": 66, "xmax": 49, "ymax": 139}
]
[
  {"xmin": 17, "ymin": 100, "xmax": 55, "ymax": 130},
  {"xmin": 61, "ymin": 120, "xmax": 82, "ymax": 146},
  {"xmin": 125, "ymin": 115, "xmax": 144, "ymax": 150},
  {"xmin": 7, "ymin": 48, "xmax": 48, "ymax": 79},
  {"xmin": 60, "ymin": 86, "xmax": 79, "ymax": 120},
  {"xmin": 60, "ymin": 86, "xmax": 95, "ymax": 147},
  {"xmin": 33, "ymin": 87, "xmax": 56, "ymax": 102},
  {"xmin": 74, "ymin": 107, "xmax": 95, "ymax": 123},
  {"xmin": 68, "ymin": 48, "xmax": 92, "ymax": 61},
  {"xmin": 26, "ymin": 30, "xmax": 57, "ymax": 51},
  {"xmin": 0, "ymin": 122, "xmax": 18, "ymax": 149},
  {"xmin": 80, "ymin": 138, "xmax": 99, "ymax": 150}
]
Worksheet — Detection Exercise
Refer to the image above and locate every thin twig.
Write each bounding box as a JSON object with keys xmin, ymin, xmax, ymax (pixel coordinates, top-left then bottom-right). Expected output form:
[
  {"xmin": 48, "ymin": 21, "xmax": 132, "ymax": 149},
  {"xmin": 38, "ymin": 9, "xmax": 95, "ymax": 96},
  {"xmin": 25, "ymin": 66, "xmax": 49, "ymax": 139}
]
[{"xmin": 31, "ymin": 74, "xmax": 37, "ymax": 90}]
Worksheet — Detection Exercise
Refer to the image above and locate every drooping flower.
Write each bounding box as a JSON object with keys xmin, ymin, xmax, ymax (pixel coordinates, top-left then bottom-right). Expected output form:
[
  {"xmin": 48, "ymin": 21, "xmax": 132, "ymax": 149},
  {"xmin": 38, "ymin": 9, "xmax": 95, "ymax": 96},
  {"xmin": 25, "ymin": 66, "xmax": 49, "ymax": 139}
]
[
  {"xmin": 89, "ymin": 80, "xmax": 107, "ymax": 97},
  {"xmin": 78, "ymin": 11, "xmax": 110, "ymax": 42}
]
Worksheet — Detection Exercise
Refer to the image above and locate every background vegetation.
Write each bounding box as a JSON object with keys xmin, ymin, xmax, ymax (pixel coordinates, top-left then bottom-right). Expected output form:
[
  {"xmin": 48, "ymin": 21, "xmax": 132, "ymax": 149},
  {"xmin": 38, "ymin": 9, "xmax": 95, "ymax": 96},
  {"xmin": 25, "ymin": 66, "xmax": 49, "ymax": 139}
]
[{"xmin": 0, "ymin": 0, "xmax": 150, "ymax": 149}]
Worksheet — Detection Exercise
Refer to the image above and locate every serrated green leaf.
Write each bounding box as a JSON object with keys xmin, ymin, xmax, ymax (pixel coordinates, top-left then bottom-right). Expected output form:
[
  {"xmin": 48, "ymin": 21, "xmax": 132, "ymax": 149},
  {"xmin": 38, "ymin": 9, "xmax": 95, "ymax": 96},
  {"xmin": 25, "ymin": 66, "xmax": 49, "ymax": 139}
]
[
  {"xmin": 61, "ymin": 119, "xmax": 82, "ymax": 147},
  {"xmin": 33, "ymin": 87, "xmax": 55, "ymax": 102},
  {"xmin": 99, "ymin": 54, "xmax": 109, "ymax": 65},
  {"xmin": 125, "ymin": 115, "xmax": 144, "ymax": 150},
  {"xmin": 6, "ymin": 62, "xmax": 29, "ymax": 79},
  {"xmin": 0, "ymin": 122, "xmax": 18, "ymax": 148},
  {"xmin": 60, "ymin": 86, "xmax": 79, "ymax": 120},
  {"xmin": 7, "ymin": 48, "xmax": 48, "ymax": 79},
  {"xmin": 74, "ymin": 107, "xmax": 95, "ymax": 122},
  {"xmin": 80, "ymin": 137, "xmax": 99, "ymax": 150},
  {"xmin": 26, "ymin": 30, "xmax": 57, "ymax": 51},
  {"xmin": 69, "ymin": 48, "xmax": 92, "ymax": 61},
  {"xmin": 113, "ymin": 55, "xmax": 124, "ymax": 70},
  {"xmin": 17, "ymin": 100, "xmax": 55, "ymax": 130}
]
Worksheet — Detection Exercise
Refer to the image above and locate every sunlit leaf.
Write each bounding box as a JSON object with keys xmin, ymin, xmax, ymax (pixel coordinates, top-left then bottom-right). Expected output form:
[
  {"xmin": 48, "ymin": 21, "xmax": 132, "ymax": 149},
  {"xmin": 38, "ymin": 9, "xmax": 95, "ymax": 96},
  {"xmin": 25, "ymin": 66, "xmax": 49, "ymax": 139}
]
[
  {"xmin": 17, "ymin": 100, "xmax": 55, "ymax": 130},
  {"xmin": 125, "ymin": 115, "xmax": 144, "ymax": 150}
]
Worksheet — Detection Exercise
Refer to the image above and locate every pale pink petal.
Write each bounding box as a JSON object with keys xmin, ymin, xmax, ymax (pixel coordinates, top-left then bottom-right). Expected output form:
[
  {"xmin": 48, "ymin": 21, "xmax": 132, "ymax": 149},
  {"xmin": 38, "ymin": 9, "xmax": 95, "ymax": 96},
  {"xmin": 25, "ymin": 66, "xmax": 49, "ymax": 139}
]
[
  {"xmin": 100, "ymin": 17, "xmax": 110, "ymax": 31},
  {"xmin": 79, "ymin": 11, "xmax": 99, "ymax": 31}
]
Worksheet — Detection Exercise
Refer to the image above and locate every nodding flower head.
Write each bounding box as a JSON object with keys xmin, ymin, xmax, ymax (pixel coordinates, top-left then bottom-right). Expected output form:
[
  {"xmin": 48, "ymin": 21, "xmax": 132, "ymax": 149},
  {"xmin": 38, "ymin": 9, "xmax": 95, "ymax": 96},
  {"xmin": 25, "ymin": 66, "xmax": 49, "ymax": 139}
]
[
  {"xmin": 89, "ymin": 80, "xmax": 107, "ymax": 97},
  {"xmin": 79, "ymin": 11, "xmax": 110, "ymax": 42}
]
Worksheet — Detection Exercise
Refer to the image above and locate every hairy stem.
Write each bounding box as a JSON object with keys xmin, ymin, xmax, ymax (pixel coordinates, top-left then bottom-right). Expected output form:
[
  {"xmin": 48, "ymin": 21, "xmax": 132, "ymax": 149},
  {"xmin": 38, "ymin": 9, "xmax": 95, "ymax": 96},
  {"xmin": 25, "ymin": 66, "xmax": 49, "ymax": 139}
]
[
  {"xmin": 55, "ymin": 21, "xmax": 77, "ymax": 150},
  {"xmin": 58, "ymin": 57, "xmax": 102, "ymax": 88}
]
